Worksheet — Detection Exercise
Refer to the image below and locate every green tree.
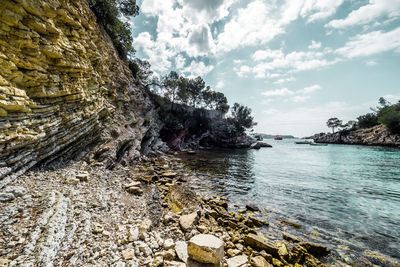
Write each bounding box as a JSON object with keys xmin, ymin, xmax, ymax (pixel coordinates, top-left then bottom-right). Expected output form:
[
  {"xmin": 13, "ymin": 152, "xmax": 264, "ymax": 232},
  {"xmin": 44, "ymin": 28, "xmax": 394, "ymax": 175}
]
[
  {"xmin": 357, "ymin": 113, "xmax": 379, "ymax": 129},
  {"xmin": 378, "ymin": 101, "xmax": 400, "ymax": 134},
  {"xmin": 187, "ymin": 77, "xmax": 205, "ymax": 108},
  {"xmin": 163, "ymin": 71, "xmax": 180, "ymax": 108},
  {"xmin": 89, "ymin": 0, "xmax": 139, "ymax": 59},
  {"xmin": 326, "ymin": 117, "xmax": 342, "ymax": 133},
  {"xmin": 128, "ymin": 58, "xmax": 152, "ymax": 83},
  {"xmin": 227, "ymin": 103, "xmax": 257, "ymax": 134}
]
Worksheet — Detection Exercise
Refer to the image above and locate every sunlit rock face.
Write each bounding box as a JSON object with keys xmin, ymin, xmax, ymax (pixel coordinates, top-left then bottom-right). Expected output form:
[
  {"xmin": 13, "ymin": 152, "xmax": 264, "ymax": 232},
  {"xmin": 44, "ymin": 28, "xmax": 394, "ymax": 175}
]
[{"xmin": 0, "ymin": 0, "xmax": 158, "ymax": 183}]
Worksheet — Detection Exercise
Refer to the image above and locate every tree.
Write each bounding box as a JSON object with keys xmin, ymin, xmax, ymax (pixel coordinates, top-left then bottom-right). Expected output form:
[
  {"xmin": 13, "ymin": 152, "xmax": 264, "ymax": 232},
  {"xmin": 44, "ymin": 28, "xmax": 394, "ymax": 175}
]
[
  {"xmin": 128, "ymin": 58, "xmax": 153, "ymax": 83},
  {"xmin": 357, "ymin": 113, "xmax": 379, "ymax": 129},
  {"xmin": 326, "ymin": 118, "xmax": 342, "ymax": 133},
  {"xmin": 343, "ymin": 120, "xmax": 357, "ymax": 130},
  {"xmin": 187, "ymin": 77, "xmax": 205, "ymax": 108},
  {"xmin": 89, "ymin": 0, "xmax": 139, "ymax": 59},
  {"xmin": 378, "ymin": 102, "xmax": 400, "ymax": 134},
  {"xmin": 163, "ymin": 71, "xmax": 180, "ymax": 109},
  {"xmin": 227, "ymin": 103, "xmax": 257, "ymax": 134}
]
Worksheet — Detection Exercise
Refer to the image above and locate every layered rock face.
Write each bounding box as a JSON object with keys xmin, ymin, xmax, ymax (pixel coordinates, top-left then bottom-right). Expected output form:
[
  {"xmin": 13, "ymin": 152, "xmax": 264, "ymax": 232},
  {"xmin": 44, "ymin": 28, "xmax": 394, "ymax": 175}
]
[
  {"xmin": 0, "ymin": 0, "xmax": 161, "ymax": 185},
  {"xmin": 313, "ymin": 125, "xmax": 400, "ymax": 147}
]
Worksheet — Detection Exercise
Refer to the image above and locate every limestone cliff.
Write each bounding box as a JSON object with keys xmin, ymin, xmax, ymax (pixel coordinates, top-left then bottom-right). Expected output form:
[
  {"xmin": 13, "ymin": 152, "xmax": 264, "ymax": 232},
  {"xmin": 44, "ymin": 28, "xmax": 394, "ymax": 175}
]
[
  {"xmin": 313, "ymin": 125, "xmax": 400, "ymax": 147},
  {"xmin": 0, "ymin": 0, "xmax": 162, "ymax": 186}
]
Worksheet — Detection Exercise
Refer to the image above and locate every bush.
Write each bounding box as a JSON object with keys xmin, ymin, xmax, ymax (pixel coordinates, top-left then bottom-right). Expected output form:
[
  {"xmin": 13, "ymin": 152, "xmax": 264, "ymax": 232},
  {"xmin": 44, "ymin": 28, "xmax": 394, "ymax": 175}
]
[
  {"xmin": 88, "ymin": 0, "xmax": 139, "ymax": 59},
  {"xmin": 357, "ymin": 113, "xmax": 379, "ymax": 129},
  {"xmin": 378, "ymin": 104, "xmax": 400, "ymax": 134}
]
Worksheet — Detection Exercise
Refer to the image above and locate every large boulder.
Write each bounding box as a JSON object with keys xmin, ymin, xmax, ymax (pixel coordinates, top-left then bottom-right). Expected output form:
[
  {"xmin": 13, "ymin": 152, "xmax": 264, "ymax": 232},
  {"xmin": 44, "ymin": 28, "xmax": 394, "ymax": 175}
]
[
  {"xmin": 244, "ymin": 234, "xmax": 278, "ymax": 256},
  {"xmin": 187, "ymin": 234, "xmax": 224, "ymax": 265}
]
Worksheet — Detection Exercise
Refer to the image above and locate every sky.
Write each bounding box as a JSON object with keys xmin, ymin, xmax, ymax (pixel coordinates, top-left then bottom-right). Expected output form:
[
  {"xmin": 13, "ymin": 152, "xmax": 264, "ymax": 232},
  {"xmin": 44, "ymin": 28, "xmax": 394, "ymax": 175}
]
[{"xmin": 130, "ymin": 0, "xmax": 400, "ymax": 137}]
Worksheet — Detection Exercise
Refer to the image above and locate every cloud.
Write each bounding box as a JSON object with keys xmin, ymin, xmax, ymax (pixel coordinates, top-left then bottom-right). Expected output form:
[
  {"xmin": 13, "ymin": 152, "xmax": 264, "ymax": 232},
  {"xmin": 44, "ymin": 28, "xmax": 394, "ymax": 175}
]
[
  {"xmin": 262, "ymin": 88, "xmax": 294, "ymax": 97},
  {"xmin": 326, "ymin": 0, "xmax": 400, "ymax": 29},
  {"xmin": 308, "ymin": 40, "xmax": 322, "ymax": 50},
  {"xmin": 216, "ymin": 81, "xmax": 225, "ymax": 90},
  {"xmin": 175, "ymin": 54, "xmax": 186, "ymax": 69},
  {"xmin": 252, "ymin": 49, "xmax": 284, "ymax": 61},
  {"xmin": 217, "ymin": 0, "xmax": 283, "ymax": 53},
  {"xmin": 262, "ymin": 108, "xmax": 279, "ymax": 115},
  {"xmin": 273, "ymin": 77, "xmax": 296, "ymax": 85},
  {"xmin": 187, "ymin": 24, "xmax": 215, "ymax": 57},
  {"xmin": 292, "ymin": 95, "xmax": 311, "ymax": 102},
  {"xmin": 365, "ymin": 60, "xmax": 377, "ymax": 66},
  {"xmin": 182, "ymin": 0, "xmax": 234, "ymax": 23},
  {"xmin": 182, "ymin": 61, "xmax": 214, "ymax": 77},
  {"xmin": 335, "ymin": 27, "xmax": 400, "ymax": 58},
  {"xmin": 234, "ymin": 65, "xmax": 251, "ymax": 78},
  {"xmin": 297, "ymin": 84, "xmax": 321, "ymax": 94}
]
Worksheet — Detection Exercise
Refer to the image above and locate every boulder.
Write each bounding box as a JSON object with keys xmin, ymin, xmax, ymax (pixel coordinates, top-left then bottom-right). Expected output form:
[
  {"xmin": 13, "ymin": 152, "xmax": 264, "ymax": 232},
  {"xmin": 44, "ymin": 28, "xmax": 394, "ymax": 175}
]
[
  {"xmin": 226, "ymin": 255, "xmax": 248, "ymax": 267},
  {"xmin": 282, "ymin": 232, "xmax": 300, "ymax": 243},
  {"xmin": 299, "ymin": 242, "xmax": 330, "ymax": 257},
  {"xmin": 251, "ymin": 256, "xmax": 271, "ymax": 267},
  {"xmin": 179, "ymin": 212, "xmax": 199, "ymax": 232},
  {"xmin": 244, "ymin": 234, "xmax": 278, "ymax": 256},
  {"xmin": 187, "ymin": 234, "xmax": 224, "ymax": 264},
  {"xmin": 275, "ymin": 242, "xmax": 288, "ymax": 259},
  {"xmin": 245, "ymin": 204, "xmax": 260, "ymax": 212}
]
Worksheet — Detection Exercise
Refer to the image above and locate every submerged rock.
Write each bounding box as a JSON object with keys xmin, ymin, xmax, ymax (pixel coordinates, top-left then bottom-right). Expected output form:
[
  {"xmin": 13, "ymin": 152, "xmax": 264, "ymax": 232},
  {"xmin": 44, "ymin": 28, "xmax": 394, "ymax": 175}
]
[
  {"xmin": 299, "ymin": 242, "xmax": 330, "ymax": 257},
  {"xmin": 245, "ymin": 204, "xmax": 260, "ymax": 212},
  {"xmin": 187, "ymin": 234, "xmax": 224, "ymax": 264}
]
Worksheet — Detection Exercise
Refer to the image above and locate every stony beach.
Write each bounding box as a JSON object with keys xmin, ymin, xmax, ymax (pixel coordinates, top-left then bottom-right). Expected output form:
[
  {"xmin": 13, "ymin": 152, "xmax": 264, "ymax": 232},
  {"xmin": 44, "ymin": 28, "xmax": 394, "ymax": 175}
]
[{"xmin": 0, "ymin": 153, "xmax": 332, "ymax": 267}]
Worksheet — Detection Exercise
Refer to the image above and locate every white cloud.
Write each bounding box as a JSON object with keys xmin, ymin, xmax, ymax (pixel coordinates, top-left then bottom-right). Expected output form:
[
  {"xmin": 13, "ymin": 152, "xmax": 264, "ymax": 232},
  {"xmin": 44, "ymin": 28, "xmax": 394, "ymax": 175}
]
[
  {"xmin": 297, "ymin": 84, "xmax": 321, "ymax": 94},
  {"xmin": 273, "ymin": 77, "xmax": 296, "ymax": 85},
  {"xmin": 292, "ymin": 95, "xmax": 311, "ymax": 102},
  {"xmin": 252, "ymin": 49, "xmax": 284, "ymax": 61},
  {"xmin": 365, "ymin": 60, "xmax": 377, "ymax": 66},
  {"xmin": 326, "ymin": 0, "xmax": 400, "ymax": 29},
  {"xmin": 175, "ymin": 54, "xmax": 186, "ymax": 69},
  {"xmin": 217, "ymin": 0, "xmax": 283, "ymax": 53},
  {"xmin": 235, "ymin": 65, "xmax": 251, "ymax": 78},
  {"xmin": 308, "ymin": 40, "xmax": 322, "ymax": 50},
  {"xmin": 216, "ymin": 81, "xmax": 225, "ymax": 90},
  {"xmin": 336, "ymin": 27, "xmax": 400, "ymax": 58},
  {"xmin": 262, "ymin": 108, "xmax": 279, "ymax": 115},
  {"xmin": 182, "ymin": 61, "xmax": 214, "ymax": 77},
  {"xmin": 262, "ymin": 88, "xmax": 294, "ymax": 97}
]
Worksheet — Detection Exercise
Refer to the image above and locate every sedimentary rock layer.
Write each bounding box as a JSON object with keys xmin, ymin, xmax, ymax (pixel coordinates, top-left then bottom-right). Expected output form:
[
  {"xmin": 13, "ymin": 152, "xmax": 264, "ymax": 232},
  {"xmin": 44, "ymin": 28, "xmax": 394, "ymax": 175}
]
[{"xmin": 0, "ymin": 0, "xmax": 160, "ymax": 185}]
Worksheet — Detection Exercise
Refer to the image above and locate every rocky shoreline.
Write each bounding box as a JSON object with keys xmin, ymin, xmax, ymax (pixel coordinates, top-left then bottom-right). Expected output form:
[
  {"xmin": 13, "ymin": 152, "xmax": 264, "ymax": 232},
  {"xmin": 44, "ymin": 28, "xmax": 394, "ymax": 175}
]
[
  {"xmin": 0, "ymin": 154, "xmax": 334, "ymax": 267},
  {"xmin": 312, "ymin": 125, "xmax": 400, "ymax": 147}
]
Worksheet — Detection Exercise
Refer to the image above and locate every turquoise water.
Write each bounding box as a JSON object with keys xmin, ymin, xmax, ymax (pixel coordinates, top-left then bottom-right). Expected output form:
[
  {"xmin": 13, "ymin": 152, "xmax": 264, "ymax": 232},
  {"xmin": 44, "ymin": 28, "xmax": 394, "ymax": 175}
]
[{"xmin": 178, "ymin": 140, "xmax": 400, "ymax": 266}]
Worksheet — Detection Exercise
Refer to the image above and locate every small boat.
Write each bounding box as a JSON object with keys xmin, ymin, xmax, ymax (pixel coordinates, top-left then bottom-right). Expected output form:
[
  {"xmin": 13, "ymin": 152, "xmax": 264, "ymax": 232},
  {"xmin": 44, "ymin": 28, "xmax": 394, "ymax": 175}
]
[
  {"xmin": 310, "ymin": 143, "xmax": 328, "ymax": 146},
  {"xmin": 295, "ymin": 141, "xmax": 312, "ymax": 144},
  {"xmin": 274, "ymin": 135, "xmax": 283, "ymax": 140}
]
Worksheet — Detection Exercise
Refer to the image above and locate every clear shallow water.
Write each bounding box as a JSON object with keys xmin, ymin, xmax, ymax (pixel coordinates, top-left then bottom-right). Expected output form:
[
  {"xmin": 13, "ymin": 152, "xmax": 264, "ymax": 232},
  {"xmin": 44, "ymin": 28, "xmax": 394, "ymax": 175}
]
[{"xmin": 178, "ymin": 140, "xmax": 400, "ymax": 266}]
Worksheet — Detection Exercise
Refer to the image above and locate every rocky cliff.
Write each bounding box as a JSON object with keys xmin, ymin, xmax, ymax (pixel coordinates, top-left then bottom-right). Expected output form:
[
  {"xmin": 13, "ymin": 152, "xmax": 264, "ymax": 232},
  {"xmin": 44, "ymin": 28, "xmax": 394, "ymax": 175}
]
[
  {"xmin": 313, "ymin": 125, "xmax": 400, "ymax": 147},
  {"xmin": 0, "ymin": 0, "xmax": 162, "ymax": 186}
]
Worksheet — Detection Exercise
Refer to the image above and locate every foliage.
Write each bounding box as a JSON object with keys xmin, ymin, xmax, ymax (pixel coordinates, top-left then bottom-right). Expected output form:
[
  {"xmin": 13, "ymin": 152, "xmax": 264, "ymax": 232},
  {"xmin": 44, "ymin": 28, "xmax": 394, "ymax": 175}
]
[
  {"xmin": 377, "ymin": 101, "xmax": 400, "ymax": 134},
  {"xmin": 128, "ymin": 58, "xmax": 153, "ymax": 83},
  {"xmin": 326, "ymin": 117, "xmax": 342, "ymax": 133},
  {"xmin": 342, "ymin": 120, "xmax": 357, "ymax": 130},
  {"xmin": 88, "ymin": 0, "xmax": 139, "ymax": 59},
  {"xmin": 227, "ymin": 103, "xmax": 257, "ymax": 134},
  {"xmin": 357, "ymin": 113, "xmax": 379, "ymax": 129}
]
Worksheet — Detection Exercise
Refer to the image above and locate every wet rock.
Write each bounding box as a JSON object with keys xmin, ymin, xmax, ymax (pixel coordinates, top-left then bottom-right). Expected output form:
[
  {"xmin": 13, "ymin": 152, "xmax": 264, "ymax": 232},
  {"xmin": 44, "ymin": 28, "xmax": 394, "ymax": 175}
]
[
  {"xmin": 288, "ymin": 245, "xmax": 307, "ymax": 264},
  {"xmin": 122, "ymin": 249, "xmax": 135, "ymax": 260},
  {"xmin": 304, "ymin": 253, "xmax": 323, "ymax": 267},
  {"xmin": 244, "ymin": 234, "xmax": 278, "ymax": 256},
  {"xmin": 251, "ymin": 256, "xmax": 271, "ymax": 267},
  {"xmin": 259, "ymin": 251, "xmax": 272, "ymax": 262},
  {"xmin": 299, "ymin": 242, "xmax": 330, "ymax": 257},
  {"xmin": 275, "ymin": 242, "xmax": 288, "ymax": 259},
  {"xmin": 227, "ymin": 249, "xmax": 241, "ymax": 257},
  {"xmin": 169, "ymin": 185, "xmax": 201, "ymax": 213},
  {"xmin": 187, "ymin": 234, "xmax": 224, "ymax": 264},
  {"xmin": 180, "ymin": 212, "xmax": 199, "ymax": 232},
  {"xmin": 280, "ymin": 220, "xmax": 301, "ymax": 228},
  {"xmin": 175, "ymin": 241, "xmax": 188, "ymax": 263},
  {"xmin": 226, "ymin": 255, "xmax": 248, "ymax": 267},
  {"xmin": 249, "ymin": 217, "xmax": 269, "ymax": 227},
  {"xmin": 245, "ymin": 204, "xmax": 260, "ymax": 212},
  {"xmin": 0, "ymin": 193, "xmax": 15, "ymax": 202},
  {"xmin": 282, "ymin": 232, "xmax": 300, "ymax": 243},
  {"xmin": 272, "ymin": 258, "xmax": 284, "ymax": 267}
]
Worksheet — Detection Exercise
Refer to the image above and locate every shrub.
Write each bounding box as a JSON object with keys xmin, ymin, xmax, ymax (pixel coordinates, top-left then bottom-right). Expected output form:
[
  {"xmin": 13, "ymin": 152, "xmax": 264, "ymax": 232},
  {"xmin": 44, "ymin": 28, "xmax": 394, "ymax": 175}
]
[
  {"xmin": 378, "ymin": 104, "xmax": 400, "ymax": 134},
  {"xmin": 357, "ymin": 113, "xmax": 379, "ymax": 129}
]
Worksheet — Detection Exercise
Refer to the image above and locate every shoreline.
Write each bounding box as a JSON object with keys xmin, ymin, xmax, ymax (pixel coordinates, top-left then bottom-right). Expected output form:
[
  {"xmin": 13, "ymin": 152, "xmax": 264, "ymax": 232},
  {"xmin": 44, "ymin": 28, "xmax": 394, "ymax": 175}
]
[{"xmin": 0, "ymin": 153, "xmax": 398, "ymax": 267}]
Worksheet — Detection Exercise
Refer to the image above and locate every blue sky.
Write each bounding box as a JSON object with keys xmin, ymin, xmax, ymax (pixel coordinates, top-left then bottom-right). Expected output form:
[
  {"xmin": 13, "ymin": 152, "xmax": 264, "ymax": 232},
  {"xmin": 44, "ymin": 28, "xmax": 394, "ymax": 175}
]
[{"xmin": 130, "ymin": 0, "xmax": 400, "ymax": 137}]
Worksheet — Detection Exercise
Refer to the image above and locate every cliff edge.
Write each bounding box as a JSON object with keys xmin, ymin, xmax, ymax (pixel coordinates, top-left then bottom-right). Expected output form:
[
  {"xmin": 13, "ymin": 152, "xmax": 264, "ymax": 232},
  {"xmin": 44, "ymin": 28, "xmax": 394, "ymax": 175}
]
[
  {"xmin": 0, "ymin": 0, "xmax": 161, "ymax": 186},
  {"xmin": 313, "ymin": 125, "xmax": 400, "ymax": 147}
]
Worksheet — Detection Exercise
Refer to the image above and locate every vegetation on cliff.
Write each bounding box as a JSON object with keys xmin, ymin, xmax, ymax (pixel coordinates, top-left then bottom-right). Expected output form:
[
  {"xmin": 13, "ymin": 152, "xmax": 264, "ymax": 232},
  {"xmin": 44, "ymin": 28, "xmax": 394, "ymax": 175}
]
[{"xmin": 326, "ymin": 97, "xmax": 400, "ymax": 135}]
